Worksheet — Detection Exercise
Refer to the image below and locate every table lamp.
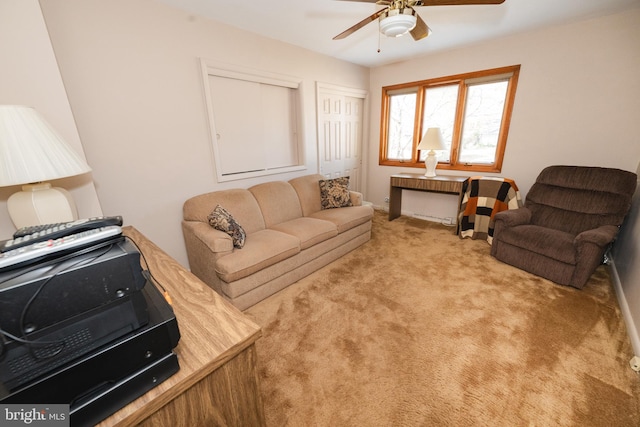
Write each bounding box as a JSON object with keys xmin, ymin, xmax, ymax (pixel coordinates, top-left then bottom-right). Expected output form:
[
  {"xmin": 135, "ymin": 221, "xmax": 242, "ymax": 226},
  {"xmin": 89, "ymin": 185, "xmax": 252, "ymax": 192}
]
[
  {"xmin": 0, "ymin": 105, "xmax": 92, "ymax": 229},
  {"xmin": 417, "ymin": 127, "xmax": 445, "ymax": 177}
]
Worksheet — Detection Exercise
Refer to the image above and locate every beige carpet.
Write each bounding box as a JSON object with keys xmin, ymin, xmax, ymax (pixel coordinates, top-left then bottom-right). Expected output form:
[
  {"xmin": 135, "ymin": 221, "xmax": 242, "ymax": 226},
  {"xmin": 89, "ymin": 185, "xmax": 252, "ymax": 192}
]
[{"xmin": 245, "ymin": 210, "xmax": 640, "ymax": 426}]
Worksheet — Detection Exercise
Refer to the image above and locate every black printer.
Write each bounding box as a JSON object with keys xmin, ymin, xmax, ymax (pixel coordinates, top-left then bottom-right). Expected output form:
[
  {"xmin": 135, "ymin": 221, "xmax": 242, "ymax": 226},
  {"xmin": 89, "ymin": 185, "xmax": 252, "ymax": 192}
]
[{"xmin": 0, "ymin": 217, "xmax": 181, "ymax": 426}]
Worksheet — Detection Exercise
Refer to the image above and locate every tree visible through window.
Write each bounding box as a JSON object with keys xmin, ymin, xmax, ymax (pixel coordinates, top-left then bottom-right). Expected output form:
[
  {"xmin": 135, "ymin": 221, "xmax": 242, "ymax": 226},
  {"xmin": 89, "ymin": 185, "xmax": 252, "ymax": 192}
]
[
  {"xmin": 388, "ymin": 91, "xmax": 416, "ymax": 160},
  {"xmin": 380, "ymin": 65, "xmax": 520, "ymax": 173}
]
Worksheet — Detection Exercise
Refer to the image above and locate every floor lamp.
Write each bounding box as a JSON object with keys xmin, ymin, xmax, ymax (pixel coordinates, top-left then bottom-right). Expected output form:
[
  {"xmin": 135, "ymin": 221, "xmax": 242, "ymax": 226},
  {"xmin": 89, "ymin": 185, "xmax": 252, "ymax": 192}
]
[{"xmin": 0, "ymin": 105, "xmax": 92, "ymax": 229}]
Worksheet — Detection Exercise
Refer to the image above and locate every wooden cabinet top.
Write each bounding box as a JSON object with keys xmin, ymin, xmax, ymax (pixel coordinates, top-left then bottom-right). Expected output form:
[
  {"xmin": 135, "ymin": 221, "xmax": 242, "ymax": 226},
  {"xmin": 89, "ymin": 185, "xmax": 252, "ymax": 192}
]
[{"xmin": 97, "ymin": 227, "xmax": 261, "ymax": 426}]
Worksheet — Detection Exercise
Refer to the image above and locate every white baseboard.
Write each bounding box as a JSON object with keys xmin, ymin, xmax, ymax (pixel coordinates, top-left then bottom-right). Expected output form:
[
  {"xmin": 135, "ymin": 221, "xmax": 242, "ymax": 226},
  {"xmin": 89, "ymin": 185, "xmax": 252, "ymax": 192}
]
[{"xmin": 609, "ymin": 259, "xmax": 640, "ymax": 357}]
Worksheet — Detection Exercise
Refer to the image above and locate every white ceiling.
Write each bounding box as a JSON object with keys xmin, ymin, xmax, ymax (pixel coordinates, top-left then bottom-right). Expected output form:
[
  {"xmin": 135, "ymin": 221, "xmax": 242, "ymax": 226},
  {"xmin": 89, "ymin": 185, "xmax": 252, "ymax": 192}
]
[{"xmin": 155, "ymin": 0, "xmax": 640, "ymax": 67}]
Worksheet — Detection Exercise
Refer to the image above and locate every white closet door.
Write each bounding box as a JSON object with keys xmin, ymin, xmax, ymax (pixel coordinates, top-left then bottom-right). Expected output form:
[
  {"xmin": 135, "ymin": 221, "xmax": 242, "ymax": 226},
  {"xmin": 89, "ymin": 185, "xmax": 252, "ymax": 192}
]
[{"xmin": 317, "ymin": 85, "xmax": 365, "ymax": 192}]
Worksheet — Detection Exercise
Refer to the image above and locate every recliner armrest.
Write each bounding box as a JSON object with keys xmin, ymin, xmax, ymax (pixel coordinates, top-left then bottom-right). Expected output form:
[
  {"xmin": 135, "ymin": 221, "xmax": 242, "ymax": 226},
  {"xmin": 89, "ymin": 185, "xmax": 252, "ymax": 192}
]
[
  {"xmin": 574, "ymin": 225, "xmax": 619, "ymax": 248},
  {"xmin": 493, "ymin": 207, "xmax": 532, "ymax": 227}
]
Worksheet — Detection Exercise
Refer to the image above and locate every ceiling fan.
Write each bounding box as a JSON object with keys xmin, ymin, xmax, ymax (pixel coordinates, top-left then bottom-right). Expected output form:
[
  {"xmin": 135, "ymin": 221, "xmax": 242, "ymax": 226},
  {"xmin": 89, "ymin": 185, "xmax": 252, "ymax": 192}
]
[{"xmin": 333, "ymin": 0, "xmax": 506, "ymax": 41}]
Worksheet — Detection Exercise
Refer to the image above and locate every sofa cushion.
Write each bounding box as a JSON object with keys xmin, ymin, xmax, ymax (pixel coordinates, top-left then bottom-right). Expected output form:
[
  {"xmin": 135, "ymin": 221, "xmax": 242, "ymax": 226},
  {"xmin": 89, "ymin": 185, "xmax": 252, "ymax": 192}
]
[
  {"xmin": 207, "ymin": 205, "xmax": 246, "ymax": 249},
  {"xmin": 289, "ymin": 174, "xmax": 325, "ymax": 217},
  {"xmin": 310, "ymin": 205, "xmax": 374, "ymax": 234},
  {"xmin": 215, "ymin": 229, "xmax": 300, "ymax": 283},
  {"xmin": 183, "ymin": 188, "xmax": 266, "ymax": 234},
  {"xmin": 319, "ymin": 177, "xmax": 353, "ymax": 209},
  {"xmin": 220, "ymin": 222, "xmax": 372, "ymax": 304},
  {"xmin": 496, "ymin": 224, "xmax": 576, "ymax": 265},
  {"xmin": 270, "ymin": 217, "xmax": 338, "ymax": 250},
  {"xmin": 250, "ymin": 181, "xmax": 303, "ymax": 228}
]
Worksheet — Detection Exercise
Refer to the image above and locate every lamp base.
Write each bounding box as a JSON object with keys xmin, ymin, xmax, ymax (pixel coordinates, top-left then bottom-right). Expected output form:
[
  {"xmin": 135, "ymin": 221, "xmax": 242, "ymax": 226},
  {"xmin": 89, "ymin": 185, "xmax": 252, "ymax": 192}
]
[
  {"xmin": 7, "ymin": 182, "xmax": 78, "ymax": 229},
  {"xmin": 424, "ymin": 151, "xmax": 439, "ymax": 177}
]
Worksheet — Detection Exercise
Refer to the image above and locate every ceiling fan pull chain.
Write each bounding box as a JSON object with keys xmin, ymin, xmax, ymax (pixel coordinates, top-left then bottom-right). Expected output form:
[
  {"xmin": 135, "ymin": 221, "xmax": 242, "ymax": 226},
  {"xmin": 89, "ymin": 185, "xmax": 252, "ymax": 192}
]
[{"xmin": 377, "ymin": 20, "xmax": 382, "ymax": 53}]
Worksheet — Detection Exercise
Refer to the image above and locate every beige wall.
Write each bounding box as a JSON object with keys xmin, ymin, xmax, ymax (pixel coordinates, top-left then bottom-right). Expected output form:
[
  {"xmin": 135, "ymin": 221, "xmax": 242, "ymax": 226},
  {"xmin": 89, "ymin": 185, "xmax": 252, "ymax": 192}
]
[
  {"xmin": 367, "ymin": 8, "xmax": 640, "ymax": 219},
  {"xmin": 612, "ymin": 165, "xmax": 640, "ymax": 355},
  {"xmin": 0, "ymin": 0, "xmax": 102, "ymax": 238},
  {"xmin": 38, "ymin": 0, "xmax": 369, "ymax": 266}
]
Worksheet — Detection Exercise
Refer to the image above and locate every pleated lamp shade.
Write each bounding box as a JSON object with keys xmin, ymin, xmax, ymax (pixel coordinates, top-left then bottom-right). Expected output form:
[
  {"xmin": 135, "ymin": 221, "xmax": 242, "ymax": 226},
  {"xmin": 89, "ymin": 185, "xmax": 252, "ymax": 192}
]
[{"xmin": 0, "ymin": 105, "xmax": 92, "ymax": 228}]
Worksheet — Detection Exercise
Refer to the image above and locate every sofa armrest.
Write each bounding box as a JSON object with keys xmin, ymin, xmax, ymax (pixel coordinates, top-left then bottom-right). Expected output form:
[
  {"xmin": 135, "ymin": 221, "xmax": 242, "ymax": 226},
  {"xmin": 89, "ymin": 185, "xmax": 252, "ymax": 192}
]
[
  {"xmin": 181, "ymin": 220, "xmax": 234, "ymax": 295},
  {"xmin": 349, "ymin": 190, "xmax": 363, "ymax": 206},
  {"xmin": 574, "ymin": 225, "xmax": 619, "ymax": 248},
  {"xmin": 182, "ymin": 220, "xmax": 234, "ymax": 253}
]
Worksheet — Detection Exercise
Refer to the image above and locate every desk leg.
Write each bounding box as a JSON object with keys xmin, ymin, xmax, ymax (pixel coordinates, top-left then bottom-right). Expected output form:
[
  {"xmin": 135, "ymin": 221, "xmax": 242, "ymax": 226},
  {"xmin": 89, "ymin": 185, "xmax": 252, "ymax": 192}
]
[
  {"xmin": 389, "ymin": 185, "xmax": 402, "ymax": 221},
  {"xmin": 455, "ymin": 189, "xmax": 464, "ymax": 235}
]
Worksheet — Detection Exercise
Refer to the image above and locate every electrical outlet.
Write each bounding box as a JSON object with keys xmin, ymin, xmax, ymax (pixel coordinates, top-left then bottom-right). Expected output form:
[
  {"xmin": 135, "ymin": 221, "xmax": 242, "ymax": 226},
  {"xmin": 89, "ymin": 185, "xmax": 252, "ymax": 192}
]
[
  {"xmin": 630, "ymin": 356, "xmax": 640, "ymax": 372},
  {"xmin": 384, "ymin": 196, "xmax": 390, "ymax": 203}
]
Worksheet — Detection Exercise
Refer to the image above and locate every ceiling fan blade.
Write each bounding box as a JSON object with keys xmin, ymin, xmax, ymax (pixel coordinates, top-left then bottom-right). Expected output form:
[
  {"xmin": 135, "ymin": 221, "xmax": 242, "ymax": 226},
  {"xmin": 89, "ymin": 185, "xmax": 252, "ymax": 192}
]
[
  {"xmin": 410, "ymin": 13, "xmax": 431, "ymax": 41},
  {"xmin": 420, "ymin": 0, "xmax": 505, "ymax": 5},
  {"xmin": 333, "ymin": 9, "xmax": 388, "ymax": 40}
]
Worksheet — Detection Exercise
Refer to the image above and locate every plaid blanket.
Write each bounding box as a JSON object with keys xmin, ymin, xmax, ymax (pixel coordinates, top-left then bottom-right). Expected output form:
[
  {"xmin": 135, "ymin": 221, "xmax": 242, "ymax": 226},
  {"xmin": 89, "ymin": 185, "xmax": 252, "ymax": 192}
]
[{"xmin": 458, "ymin": 176, "xmax": 522, "ymax": 244}]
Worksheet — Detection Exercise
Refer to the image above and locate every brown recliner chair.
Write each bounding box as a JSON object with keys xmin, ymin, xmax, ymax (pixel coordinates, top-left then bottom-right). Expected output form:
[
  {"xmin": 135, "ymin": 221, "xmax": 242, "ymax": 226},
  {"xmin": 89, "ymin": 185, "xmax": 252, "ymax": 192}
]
[{"xmin": 490, "ymin": 165, "xmax": 637, "ymax": 289}]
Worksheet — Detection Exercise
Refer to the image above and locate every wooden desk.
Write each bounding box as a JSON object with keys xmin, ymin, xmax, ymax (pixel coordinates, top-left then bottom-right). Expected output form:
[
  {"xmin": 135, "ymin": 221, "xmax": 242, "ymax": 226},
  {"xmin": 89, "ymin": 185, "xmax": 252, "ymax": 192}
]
[
  {"xmin": 97, "ymin": 227, "xmax": 265, "ymax": 426},
  {"xmin": 389, "ymin": 173, "xmax": 467, "ymax": 224}
]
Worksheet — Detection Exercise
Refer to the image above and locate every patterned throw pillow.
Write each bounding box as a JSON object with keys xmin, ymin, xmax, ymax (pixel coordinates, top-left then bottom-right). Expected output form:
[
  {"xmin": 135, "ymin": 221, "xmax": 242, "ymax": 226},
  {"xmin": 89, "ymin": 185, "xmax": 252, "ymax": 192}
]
[
  {"xmin": 207, "ymin": 205, "xmax": 246, "ymax": 249},
  {"xmin": 319, "ymin": 177, "xmax": 353, "ymax": 210}
]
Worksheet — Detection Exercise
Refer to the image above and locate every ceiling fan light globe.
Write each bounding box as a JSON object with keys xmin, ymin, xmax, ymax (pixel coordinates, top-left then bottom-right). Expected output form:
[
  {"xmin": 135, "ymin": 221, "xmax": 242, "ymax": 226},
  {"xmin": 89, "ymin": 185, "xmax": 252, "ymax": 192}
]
[{"xmin": 379, "ymin": 11, "xmax": 417, "ymax": 38}]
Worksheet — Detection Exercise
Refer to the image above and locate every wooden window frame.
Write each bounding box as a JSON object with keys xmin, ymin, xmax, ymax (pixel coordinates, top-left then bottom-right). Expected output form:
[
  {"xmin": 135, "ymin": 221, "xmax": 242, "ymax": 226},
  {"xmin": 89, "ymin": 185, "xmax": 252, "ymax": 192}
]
[{"xmin": 379, "ymin": 65, "xmax": 520, "ymax": 173}]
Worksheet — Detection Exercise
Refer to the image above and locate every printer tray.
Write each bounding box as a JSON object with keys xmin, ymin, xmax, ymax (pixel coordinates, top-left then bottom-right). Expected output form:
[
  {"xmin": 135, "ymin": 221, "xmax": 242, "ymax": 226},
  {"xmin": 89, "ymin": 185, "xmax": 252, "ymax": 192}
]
[{"xmin": 71, "ymin": 352, "xmax": 179, "ymax": 427}]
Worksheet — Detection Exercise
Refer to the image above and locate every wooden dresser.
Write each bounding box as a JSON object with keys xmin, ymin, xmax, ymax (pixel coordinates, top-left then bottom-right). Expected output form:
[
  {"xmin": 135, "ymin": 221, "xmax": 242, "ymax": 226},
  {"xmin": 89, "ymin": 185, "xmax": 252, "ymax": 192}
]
[{"xmin": 96, "ymin": 227, "xmax": 265, "ymax": 426}]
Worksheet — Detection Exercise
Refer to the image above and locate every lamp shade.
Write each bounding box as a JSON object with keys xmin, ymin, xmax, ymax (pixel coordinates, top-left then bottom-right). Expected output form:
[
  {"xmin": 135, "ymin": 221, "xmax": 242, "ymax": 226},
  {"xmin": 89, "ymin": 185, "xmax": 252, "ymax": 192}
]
[
  {"xmin": 417, "ymin": 127, "xmax": 446, "ymax": 151},
  {"xmin": 0, "ymin": 105, "xmax": 92, "ymax": 228},
  {"xmin": 0, "ymin": 105, "xmax": 92, "ymax": 187},
  {"xmin": 380, "ymin": 8, "xmax": 417, "ymax": 38}
]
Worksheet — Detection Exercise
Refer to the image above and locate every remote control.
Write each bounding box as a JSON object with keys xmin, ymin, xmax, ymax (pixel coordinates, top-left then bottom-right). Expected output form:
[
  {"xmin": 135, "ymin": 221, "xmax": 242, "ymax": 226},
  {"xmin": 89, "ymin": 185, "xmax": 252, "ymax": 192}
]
[
  {"xmin": 0, "ymin": 226, "xmax": 123, "ymax": 271},
  {"xmin": 4, "ymin": 216, "xmax": 123, "ymax": 253},
  {"xmin": 13, "ymin": 215, "xmax": 123, "ymax": 238}
]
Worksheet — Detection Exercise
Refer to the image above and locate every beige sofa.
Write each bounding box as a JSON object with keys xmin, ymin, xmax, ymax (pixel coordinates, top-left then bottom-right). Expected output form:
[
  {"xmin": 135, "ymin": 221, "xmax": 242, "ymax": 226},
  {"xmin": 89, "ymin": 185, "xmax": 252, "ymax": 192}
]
[{"xmin": 182, "ymin": 174, "xmax": 374, "ymax": 310}]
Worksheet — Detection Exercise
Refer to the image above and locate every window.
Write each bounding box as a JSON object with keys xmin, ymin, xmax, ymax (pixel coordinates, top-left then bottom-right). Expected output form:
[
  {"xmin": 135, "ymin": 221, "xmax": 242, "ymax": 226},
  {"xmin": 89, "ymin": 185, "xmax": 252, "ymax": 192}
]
[
  {"xmin": 201, "ymin": 59, "xmax": 305, "ymax": 182},
  {"xmin": 379, "ymin": 65, "xmax": 520, "ymax": 173}
]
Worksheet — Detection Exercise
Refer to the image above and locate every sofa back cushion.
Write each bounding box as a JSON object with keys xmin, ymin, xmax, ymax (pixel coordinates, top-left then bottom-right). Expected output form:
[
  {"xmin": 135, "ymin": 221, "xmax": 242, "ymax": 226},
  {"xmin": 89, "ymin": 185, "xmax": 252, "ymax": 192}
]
[
  {"xmin": 249, "ymin": 181, "xmax": 303, "ymax": 228},
  {"xmin": 183, "ymin": 188, "xmax": 266, "ymax": 234},
  {"xmin": 525, "ymin": 165, "xmax": 637, "ymax": 236},
  {"xmin": 289, "ymin": 174, "xmax": 325, "ymax": 217}
]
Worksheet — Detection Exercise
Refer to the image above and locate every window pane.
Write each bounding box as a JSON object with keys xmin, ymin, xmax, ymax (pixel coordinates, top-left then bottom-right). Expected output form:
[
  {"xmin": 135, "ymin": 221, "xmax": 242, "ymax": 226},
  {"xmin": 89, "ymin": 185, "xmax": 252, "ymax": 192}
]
[
  {"xmin": 386, "ymin": 92, "xmax": 417, "ymax": 161},
  {"xmin": 459, "ymin": 81, "xmax": 508, "ymax": 164},
  {"xmin": 379, "ymin": 65, "xmax": 520, "ymax": 172},
  {"xmin": 421, "ymin": 85, "xmax": 459, "ymax": 162}
]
